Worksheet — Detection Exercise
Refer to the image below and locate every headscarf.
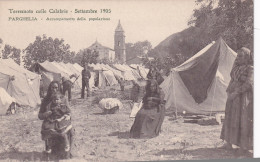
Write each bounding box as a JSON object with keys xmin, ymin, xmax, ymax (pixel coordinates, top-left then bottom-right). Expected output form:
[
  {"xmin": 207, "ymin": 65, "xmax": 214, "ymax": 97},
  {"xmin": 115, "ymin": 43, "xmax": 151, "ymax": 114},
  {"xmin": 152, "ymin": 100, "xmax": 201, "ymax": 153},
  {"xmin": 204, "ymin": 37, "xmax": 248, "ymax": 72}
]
[
  {"xmin": 145, "ymin": 79, "xmax": 160, "ymax": 97},
  {"xmin": 230, "ymin": 47, "xmax": 251, "ymax": 81}
]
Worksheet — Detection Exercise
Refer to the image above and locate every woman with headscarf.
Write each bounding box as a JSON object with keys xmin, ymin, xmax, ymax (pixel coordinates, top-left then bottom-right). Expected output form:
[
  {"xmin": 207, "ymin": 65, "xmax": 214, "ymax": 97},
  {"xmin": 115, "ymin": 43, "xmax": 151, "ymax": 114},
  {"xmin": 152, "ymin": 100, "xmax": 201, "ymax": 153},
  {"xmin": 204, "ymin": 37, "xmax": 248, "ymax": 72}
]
[
  {"xmin": 220, "ymin": 47, "xmax": 253, "ymax": 154},
  {"xmin": 130, "ymin": 79, "xmax": 166, "ymax": 138},
  {"xmin": 38, "ymin": 81, "xmax": 74, "ymax": 159},
  {"xmin": 147, "ymin": 66, "xmax": 164, "ymax": 85}
]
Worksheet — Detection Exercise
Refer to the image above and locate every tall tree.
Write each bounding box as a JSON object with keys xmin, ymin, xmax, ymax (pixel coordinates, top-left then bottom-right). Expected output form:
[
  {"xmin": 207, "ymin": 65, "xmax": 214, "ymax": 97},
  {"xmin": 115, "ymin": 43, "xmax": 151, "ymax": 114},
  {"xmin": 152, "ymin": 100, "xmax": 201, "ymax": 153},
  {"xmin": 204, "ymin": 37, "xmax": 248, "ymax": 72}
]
[
  {"xmin": 2, "ymin": 44, "xmax": 21, "ymax": 65},
  {"xmin": 125, "ymin": 40, "xmax": 152, "ymax": 64},
  {"xmin": 74, "ymin": 49, "xmax": 99, "ymax": 66},
  {"xmin": 23, "ymin": 35, "xmax": 75, "ymax": 69},
  {"xmin": 189, "ymin": 0, "xmax": 253, "ymax": 51}
]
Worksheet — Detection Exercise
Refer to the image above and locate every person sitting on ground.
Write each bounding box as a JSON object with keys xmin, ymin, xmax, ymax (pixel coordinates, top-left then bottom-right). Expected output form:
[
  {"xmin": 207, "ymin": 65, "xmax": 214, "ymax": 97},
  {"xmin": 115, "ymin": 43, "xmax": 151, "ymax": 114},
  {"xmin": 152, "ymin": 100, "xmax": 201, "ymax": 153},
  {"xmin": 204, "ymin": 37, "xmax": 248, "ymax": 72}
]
[
  {"xmin": 130, "ymin": 80, "xmax": 140, "ymax": 103},
  {"xmin": 42, "ymin": 92, "xmax": 72, "ymax": 153}
]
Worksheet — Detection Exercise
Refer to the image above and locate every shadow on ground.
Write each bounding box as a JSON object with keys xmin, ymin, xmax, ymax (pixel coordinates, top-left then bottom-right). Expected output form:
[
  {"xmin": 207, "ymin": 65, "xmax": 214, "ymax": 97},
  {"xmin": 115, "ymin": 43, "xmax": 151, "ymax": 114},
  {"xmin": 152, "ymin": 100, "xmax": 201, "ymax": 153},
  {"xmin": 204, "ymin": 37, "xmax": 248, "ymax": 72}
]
[
  {"xmin": 0, "ymin": 151, "xmax": 45, "ymax": 161},
  {"xmin": 154, "ymin": 147, "xmax": 253, "ymax": 160},
  {"xmin": 0, "ymin": 150, "xmax": 74, "ymax": 161},
  {"xmin": 108, "ymin": 131, "xmax": 130, "ymax": 139}
]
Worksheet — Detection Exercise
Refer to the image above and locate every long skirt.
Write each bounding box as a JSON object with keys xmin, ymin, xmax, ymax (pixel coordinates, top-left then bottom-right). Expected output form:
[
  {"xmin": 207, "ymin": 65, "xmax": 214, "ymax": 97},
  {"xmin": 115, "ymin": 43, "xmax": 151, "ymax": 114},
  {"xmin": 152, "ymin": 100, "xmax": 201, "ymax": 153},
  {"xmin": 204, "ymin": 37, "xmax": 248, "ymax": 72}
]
[
  {"xmin": 220, "ymin": 93, "xmax": 253, "ymax": 150},
  {"xmin": 130, "ymin": 105, "xmax": 165, "ymax": 139}
]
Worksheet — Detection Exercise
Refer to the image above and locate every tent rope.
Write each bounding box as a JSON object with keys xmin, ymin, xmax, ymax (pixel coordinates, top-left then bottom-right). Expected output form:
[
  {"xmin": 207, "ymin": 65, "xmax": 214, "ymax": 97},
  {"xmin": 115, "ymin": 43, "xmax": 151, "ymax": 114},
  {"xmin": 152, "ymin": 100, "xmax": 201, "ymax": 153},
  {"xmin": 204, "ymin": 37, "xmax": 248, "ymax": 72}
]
[{"xmin": 210, "ymin": 78, "xmax": 217, "ymax": 116}]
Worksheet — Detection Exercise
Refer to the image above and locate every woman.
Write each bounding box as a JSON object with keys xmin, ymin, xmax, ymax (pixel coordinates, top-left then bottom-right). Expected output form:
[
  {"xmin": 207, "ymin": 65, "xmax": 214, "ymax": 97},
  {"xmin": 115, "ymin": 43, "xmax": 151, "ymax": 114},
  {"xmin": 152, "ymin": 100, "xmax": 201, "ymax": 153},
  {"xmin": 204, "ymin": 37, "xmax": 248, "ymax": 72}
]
[
  {"xmin": 38, "ymin": 81, "xmax": 74, "ymax": 159},
  {"xmin": 220, "ymin": 47, "xmax": 253, "ymax": 154},
  {"xmin": 147, "ymin": 66, "xmax": 164, "ymax": 85},
  {"xmin": 130, "ymin": 79, "xmax": 166, "ymax": 138},
  {"xmin": 130, "ymin": 80, "xmax": 140, "ymax": 103}
]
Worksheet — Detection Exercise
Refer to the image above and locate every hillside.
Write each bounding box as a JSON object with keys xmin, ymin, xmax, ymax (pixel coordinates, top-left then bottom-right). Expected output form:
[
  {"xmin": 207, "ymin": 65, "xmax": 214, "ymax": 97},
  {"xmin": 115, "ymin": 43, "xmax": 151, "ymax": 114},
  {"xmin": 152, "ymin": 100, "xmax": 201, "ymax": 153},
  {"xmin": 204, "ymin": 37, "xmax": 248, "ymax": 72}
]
[{"xmin": 149, "ymin": 27, "xmax": 211, "ymax": 59}]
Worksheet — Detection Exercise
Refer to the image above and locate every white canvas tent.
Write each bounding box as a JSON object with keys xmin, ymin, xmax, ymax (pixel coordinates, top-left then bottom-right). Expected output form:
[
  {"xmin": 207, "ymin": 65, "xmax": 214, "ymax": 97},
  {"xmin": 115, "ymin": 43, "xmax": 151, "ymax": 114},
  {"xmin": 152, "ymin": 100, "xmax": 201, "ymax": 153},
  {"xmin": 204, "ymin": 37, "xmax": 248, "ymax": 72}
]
[
  {"xmin": 88, "ymin": 63, "xmax": 118, "ymax": 87},
  {"xmin": 112, "ymin": 64, "xmax": 136, "ymax": 80},
  {"xmin": 0, "ymin": 87, "xmax": 16, "ymax": 115},
  {"xmin": 0, "ymin": 59, "xmax": 41, "ymax": 108},
  {"xmin": 160, "ymin": 38, "xmax": 237, "ymax": 114}
]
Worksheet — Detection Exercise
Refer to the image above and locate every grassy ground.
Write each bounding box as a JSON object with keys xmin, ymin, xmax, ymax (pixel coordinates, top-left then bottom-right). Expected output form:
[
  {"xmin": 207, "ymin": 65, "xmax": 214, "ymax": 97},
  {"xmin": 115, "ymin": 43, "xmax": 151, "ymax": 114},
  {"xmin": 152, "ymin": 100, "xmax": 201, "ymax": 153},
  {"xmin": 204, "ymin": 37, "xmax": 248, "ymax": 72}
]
[{"xmin": 0, "ymin": 85, "xmax": 253, "ymax": 161}]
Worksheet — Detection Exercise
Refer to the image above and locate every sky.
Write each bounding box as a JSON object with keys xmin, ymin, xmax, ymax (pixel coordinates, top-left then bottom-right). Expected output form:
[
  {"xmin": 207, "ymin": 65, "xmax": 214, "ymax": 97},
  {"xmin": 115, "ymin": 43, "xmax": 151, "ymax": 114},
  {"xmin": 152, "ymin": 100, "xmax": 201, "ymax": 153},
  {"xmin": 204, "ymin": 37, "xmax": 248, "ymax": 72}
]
[{"xmin": 0, "ymin": 0, "xmax": 196, "ymax": 52}]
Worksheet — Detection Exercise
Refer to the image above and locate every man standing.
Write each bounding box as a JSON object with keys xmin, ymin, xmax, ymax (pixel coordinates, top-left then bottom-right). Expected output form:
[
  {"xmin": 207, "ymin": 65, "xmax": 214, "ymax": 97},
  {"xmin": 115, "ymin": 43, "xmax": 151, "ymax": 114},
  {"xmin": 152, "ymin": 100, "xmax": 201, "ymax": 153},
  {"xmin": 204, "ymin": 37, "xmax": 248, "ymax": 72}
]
[
  {"xmin": 61, "ymin": 77, "xmax": 73, "ymax": 102},
  {"xmin": 81, "ymin": 65, "xmax": 91, "ymax": 99}
]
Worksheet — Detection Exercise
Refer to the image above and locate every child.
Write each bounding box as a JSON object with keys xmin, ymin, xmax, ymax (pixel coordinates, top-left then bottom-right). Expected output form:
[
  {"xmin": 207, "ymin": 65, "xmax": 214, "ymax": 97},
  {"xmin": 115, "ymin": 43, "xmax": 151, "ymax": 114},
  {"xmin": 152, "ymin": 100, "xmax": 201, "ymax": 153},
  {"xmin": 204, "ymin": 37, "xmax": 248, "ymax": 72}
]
[{"xmin": 43, "ymin": 93, "xmax": 72, "ymax": 153}]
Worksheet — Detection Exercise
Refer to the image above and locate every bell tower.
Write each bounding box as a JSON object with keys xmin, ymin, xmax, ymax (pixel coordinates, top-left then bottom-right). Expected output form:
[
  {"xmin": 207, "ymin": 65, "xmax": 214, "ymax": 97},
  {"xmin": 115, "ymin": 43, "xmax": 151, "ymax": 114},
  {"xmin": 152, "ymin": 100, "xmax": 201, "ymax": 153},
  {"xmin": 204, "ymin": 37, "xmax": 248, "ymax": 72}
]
[{"xmin": 114, "ymin": 20, "xmax": 126, "ymax": 64}]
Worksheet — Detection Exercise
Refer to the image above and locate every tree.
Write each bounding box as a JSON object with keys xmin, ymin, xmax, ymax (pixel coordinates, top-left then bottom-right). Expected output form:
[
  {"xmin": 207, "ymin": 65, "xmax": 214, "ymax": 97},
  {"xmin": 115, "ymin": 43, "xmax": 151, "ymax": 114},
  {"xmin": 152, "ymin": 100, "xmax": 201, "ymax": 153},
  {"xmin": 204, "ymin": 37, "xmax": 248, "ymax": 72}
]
[
  {"xmin": 125, "ymin": 40, "xmax": 152, "ymax": 64},
  {"xmin": 2, "ymin": 44, "xmax": 21, "ymax": 65},
  {"xmin": 0, "ymin": 38, "xmax": 3, "ymax": 59},
  {"xmin": 189, "ymin": 0, "xmax": 253, "ymax": 51},
  {"xmin": 74, "ymin": 49, "xmax": 99, "ymax": 66},
  {"xmin": 142, "ymin": 53, "xmax": 188, "ymax": 76},
  {"xmin": 23, "ymin": 35, "xmax": 75, "ymax": 69}
]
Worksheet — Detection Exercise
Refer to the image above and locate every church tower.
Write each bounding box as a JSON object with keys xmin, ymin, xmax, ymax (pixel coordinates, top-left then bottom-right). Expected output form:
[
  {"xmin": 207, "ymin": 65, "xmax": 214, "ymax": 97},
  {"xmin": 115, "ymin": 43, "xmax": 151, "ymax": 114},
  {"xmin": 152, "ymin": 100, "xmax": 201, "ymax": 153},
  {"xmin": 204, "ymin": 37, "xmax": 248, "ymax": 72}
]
[{"xmin": 114, "ymin": 20, "xmax": 126, "ymax": 64}]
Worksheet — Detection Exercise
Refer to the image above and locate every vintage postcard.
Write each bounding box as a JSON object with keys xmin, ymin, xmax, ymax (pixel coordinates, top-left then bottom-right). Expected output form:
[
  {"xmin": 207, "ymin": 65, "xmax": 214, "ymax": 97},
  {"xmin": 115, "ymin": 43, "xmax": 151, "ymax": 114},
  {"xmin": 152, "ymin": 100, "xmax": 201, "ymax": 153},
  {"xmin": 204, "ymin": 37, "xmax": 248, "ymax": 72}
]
[{"xmin": 0, "ymin": 0, "xmax": 256, "ymax": 161}]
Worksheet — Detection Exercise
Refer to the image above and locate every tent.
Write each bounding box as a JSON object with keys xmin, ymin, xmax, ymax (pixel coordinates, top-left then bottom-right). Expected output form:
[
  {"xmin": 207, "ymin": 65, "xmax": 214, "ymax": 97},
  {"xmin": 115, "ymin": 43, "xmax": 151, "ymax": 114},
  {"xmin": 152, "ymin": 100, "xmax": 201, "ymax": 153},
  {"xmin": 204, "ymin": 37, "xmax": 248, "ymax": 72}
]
[
  {"xmin": 30, "ymin": 61, "xmax": 62, "ymax": 93},
  {"xmin": 51, "ymin": 62, "xmax": 81, "ymax": 89},
  {"xmin": 88, "ymin": 63, "xmax": 118, "ymax": 87},
  {"xmin": 0, "ymin": 87, "xmax": 16, "ymax": 115},
  {"xmin": 160, "ymin": 37, "xmax": 237, "ymax": 114},
  {"xmin": 129, "ymin": 64, "xmax": 149, "ymax": 79},
  {"xmin": 30, "ymin": 61, "xmax": 84, "ymax": 92},
  {"xmin": 0, "ymin": 59, "xmax": 41, "ymax": 108},
  {"xmin": 112, "ymin": 64, "xmax": 136, "ymax": 80}
]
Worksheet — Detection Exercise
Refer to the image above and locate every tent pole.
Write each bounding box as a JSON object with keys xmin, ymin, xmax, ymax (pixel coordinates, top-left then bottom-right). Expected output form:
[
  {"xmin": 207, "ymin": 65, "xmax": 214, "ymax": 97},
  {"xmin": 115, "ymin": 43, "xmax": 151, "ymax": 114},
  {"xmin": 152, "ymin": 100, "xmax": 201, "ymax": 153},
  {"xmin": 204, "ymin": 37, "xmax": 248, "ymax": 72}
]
[
  {"xmin": 173, "ymin": 72, "xmax": 178, "ymax": 119},
  {"xmin": 210, "ymin": 78, "xmax": 217, "ymax": 116}
]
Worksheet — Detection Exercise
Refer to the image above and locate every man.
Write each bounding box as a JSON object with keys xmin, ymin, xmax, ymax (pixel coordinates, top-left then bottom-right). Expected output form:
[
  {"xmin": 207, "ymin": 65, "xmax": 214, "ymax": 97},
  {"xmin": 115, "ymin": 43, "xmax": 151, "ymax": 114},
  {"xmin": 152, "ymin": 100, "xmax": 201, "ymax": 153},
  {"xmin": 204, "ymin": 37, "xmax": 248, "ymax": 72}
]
[
  {"xmin": 81, "ymin": 65, "xmax": 91, "ymax": 98},
  {"xmin": 118, "ymin": 78, "xmax": 125, "ymax": 91},
  {"xmin": 61, "ymin": 77, "xmax": 73, "ymax": 102}
]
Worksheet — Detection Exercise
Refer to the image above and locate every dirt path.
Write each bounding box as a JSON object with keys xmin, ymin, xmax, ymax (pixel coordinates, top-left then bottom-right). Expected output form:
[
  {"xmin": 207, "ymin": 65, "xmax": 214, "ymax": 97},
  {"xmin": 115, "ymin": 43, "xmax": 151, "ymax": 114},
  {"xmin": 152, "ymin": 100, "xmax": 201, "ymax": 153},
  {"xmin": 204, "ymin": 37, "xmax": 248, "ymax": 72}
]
[{"xmin": 0, "ymin": 87, "xmax": 253, "ymax": 161}]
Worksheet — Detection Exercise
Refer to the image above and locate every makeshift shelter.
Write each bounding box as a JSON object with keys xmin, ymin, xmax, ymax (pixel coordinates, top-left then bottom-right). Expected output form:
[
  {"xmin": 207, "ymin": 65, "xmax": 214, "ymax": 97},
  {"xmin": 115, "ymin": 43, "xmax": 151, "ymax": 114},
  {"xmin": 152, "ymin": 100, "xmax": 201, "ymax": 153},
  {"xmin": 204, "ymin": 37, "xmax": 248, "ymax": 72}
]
[
  {"xmin": 160, "ymin": 38, "xmax": 237, "ymax": 114},
  {"xmin": 30, "ymin": 61, "xmax": 62, "ymax": 93},
  {"xmin": 51, "ymin": 62, "xmax": 81, "ymax": 89},
  {"xmin": 129, "ymin": 64, "xmax": 149, "ymax": 79},
  {"xmin": 88, "ymin": 63, "xmax": 118, "ymax": 87},
  {"xmin": 0, "ymin": 87, "xmax": 16, "ymax": 115},
  {"xmin": 112, "ymin": 64, "xmax": 136, "ymax": 80},
  {"xmin": 0, "ymin": 59, "xmax": 41, "ymax": 108}
]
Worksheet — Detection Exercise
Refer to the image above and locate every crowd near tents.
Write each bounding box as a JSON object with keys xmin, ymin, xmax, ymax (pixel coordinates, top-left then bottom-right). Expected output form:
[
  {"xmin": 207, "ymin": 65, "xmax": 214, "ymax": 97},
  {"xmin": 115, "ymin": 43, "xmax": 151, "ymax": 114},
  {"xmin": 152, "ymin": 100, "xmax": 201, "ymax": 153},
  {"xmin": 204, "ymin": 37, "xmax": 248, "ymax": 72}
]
[
  {"xmin": 160, "ymin": 37, "xmax": 237, "ymax": 115},
  {"xmin": 0, "ymin": 37, "xmax": 238, "ymax": 117},
  {"xmin": 0, "ymin": 57, "xmax": 149, "ymax": 113}
]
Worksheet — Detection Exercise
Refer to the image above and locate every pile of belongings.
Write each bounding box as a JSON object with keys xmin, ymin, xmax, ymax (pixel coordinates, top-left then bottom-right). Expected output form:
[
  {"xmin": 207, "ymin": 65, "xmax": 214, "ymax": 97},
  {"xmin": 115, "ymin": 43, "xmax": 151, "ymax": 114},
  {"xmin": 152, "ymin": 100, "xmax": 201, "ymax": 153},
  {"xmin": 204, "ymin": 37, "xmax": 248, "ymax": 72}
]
[{"xmin": 99, "ymin": 98, "xmax": 123, "ymax": 114}]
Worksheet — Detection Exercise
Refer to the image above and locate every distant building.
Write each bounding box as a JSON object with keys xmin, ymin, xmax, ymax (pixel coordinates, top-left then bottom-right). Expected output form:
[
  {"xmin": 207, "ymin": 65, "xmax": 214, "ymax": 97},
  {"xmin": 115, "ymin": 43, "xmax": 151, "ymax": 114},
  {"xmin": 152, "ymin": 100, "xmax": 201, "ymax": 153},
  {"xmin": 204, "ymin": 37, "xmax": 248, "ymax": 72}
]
[
  {"xmin": 114, "ymin": 20, "xmax": 126, "ymax": 64},
  {"xmin": 86, "ymin": 20, "xmax": 126, "ymax": 64},
  {"xmin": 88, "ymin": 40, "xmax": 115, "ymax": 62}
]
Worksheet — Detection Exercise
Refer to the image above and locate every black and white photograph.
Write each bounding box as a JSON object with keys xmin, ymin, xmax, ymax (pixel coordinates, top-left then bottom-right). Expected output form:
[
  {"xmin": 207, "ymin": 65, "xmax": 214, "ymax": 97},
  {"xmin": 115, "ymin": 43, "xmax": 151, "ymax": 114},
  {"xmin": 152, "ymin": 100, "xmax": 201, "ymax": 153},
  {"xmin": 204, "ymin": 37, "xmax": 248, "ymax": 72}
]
[{"xmin": 0, "ymin": 0, "xmax": 256, "ymax": 161}]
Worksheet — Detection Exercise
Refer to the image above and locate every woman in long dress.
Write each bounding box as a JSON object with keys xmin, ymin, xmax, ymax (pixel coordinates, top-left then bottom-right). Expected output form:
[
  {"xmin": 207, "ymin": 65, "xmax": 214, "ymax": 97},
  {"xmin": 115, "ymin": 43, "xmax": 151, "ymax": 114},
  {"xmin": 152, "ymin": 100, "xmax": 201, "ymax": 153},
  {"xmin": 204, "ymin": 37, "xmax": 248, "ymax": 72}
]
[
  {"xmin": 130, "ymin": 79, "xmax": 166, "ymax": 138},
  {"xmin": 220, "ymin": 47, "xmax": 253, "ymax": 153},
  {"xmin": 38, "ymin": 81, "xmax": 74, "ymax": 159}
]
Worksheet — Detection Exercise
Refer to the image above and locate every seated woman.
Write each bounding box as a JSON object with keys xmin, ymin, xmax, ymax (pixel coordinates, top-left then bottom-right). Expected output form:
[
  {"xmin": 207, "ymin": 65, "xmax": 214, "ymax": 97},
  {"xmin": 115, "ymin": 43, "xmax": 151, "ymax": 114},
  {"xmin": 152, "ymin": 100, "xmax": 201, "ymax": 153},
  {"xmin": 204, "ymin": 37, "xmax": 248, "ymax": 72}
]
[
  {"xmin": 42, "ymin": 93, "xmax": 72, "ymax": 153},
  {"xmin": 130, "ymin": 79, "xmax": 166, "ymax": 139},
  {"xmin": 38, "ymin": 81, "xmax": 74, "ymax": 160}
]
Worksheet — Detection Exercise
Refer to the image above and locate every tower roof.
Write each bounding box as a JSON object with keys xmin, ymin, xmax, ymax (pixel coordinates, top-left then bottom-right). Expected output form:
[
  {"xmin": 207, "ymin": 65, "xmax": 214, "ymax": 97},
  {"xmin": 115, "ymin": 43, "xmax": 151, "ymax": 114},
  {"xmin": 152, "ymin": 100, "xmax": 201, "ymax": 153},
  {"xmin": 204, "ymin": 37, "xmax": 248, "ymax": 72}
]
[{"xmin": 115, "ymin": 20, "xmax": 124, "ymax": 32}]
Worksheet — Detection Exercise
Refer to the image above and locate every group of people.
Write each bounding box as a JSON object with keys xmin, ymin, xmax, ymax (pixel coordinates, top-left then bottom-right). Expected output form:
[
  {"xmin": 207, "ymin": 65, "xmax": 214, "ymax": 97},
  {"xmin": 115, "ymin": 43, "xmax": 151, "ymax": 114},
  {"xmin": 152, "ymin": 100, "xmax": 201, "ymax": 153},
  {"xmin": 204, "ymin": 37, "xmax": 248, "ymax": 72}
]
[{"xmin": 38, "ymin": 47, "xmax": 253, "ymax": 160}]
